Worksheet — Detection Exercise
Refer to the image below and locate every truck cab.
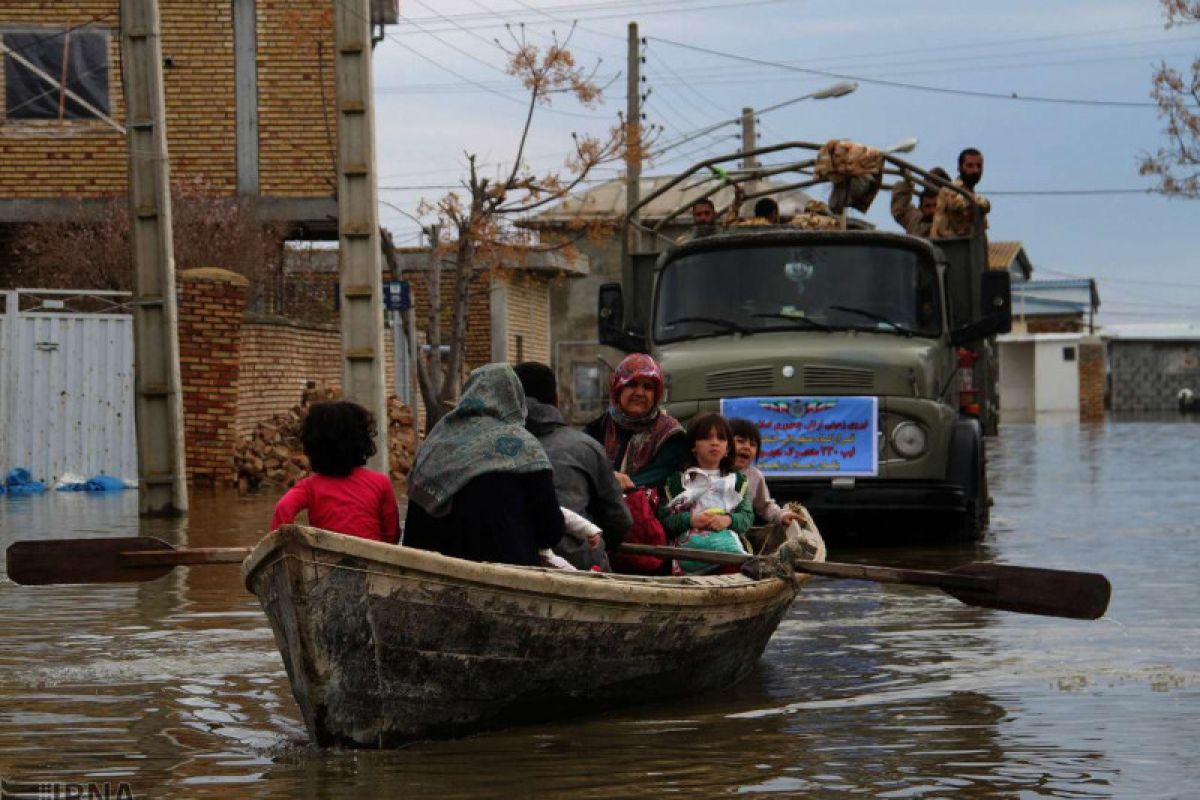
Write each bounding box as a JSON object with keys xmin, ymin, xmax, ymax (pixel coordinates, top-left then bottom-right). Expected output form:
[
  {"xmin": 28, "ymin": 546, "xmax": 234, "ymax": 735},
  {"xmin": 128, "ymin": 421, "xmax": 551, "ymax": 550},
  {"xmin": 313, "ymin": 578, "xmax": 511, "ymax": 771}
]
[{"xmin": 598, "ymin": 142, "xmax": 1011, "ymax": 540}]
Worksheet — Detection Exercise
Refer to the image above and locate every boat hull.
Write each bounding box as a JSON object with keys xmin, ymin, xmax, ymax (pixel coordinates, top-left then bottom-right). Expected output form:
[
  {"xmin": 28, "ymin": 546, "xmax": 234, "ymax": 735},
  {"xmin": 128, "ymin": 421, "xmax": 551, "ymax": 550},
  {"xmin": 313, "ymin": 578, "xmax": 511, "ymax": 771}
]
[{"xmin": 243, "ymin": 524, "xmax": 823, "ymax": 747}]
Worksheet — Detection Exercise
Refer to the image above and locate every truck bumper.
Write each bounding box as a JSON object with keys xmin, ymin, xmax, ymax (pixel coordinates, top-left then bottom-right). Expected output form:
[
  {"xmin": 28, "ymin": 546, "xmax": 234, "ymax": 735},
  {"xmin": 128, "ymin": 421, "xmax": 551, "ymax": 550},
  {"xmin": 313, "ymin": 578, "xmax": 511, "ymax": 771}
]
[{"xmin": 767, "ymin": 478, "xmax": 969, "ymax": 516}]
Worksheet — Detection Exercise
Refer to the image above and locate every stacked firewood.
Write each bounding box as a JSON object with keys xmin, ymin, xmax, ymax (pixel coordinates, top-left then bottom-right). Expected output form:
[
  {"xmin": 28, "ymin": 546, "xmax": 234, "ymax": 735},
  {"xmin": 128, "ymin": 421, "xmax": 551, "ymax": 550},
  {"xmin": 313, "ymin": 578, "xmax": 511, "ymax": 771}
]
[{"xmin": 234, "ymin": 381, "xmax": 417, "ymax": 490}]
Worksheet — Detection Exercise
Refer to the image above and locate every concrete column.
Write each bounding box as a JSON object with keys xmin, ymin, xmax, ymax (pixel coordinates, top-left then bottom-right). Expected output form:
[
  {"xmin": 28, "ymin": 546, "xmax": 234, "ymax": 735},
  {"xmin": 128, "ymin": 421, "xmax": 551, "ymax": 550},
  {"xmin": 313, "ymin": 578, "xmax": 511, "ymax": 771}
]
[
  {"xmin": 489, "ymin": 274, "xmax": 509, "ymax": 364},
  {"xmin": 233, "ymin": 0, "xmax": 260, "ymax": 196}
]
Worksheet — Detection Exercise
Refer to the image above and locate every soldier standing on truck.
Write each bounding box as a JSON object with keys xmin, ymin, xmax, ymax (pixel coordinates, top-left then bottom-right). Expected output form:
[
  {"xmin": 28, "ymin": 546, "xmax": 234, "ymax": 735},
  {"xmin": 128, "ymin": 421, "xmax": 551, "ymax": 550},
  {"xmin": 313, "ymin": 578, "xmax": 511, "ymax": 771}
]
[
  {"xmin": 890, "ymin": 167, "xmax": 947, "ymax": 238},
  {"xmin": 932, "ymin": 148, "xmax": 990, "ymax": 239}
]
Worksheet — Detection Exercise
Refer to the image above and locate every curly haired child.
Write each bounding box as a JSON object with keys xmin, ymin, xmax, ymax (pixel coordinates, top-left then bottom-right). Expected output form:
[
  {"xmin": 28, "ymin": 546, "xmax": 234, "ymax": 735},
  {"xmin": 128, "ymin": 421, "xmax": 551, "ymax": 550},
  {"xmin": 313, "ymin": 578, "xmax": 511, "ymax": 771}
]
[{"xmin": 270, "ymin": 401, "xmax": 400, "ymax": 544}]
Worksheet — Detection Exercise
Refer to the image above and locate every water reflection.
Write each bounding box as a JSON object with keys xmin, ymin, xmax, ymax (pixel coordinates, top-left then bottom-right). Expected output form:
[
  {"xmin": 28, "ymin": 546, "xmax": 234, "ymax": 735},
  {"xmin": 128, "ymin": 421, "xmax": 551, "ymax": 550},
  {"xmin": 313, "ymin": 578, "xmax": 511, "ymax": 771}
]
[{"xmin": 2, "ymin": 422, "xmax": 1198, "ymax": 796}]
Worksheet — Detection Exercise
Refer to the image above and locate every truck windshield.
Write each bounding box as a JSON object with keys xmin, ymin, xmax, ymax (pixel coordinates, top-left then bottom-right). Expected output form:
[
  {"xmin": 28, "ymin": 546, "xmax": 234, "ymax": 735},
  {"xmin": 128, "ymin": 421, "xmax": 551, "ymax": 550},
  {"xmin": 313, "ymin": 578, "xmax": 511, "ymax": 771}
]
[{"xmin": 653, "ymin": 243, "xmax": 942, "ymax": 343}]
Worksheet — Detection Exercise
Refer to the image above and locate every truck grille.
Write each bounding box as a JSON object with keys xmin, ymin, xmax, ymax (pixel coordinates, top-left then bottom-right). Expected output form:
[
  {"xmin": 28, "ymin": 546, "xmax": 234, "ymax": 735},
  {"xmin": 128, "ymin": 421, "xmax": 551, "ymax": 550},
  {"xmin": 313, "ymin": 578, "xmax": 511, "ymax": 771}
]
[
  {"xmin": 803, "ymin": 365, "xmax": 874, "ymax": 391},
  {"xmin": 705, "ymin": 365, "xmax": 774, "ymax": 394}
]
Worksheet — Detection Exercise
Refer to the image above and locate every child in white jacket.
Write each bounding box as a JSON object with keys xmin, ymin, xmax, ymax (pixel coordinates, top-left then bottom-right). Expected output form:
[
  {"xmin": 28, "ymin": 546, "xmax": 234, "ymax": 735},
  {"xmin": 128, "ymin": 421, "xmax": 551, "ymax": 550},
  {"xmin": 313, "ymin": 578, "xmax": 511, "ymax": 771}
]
[{"xmin": 539, "ymin": 508, "xmax": 603, "ymax": 570}]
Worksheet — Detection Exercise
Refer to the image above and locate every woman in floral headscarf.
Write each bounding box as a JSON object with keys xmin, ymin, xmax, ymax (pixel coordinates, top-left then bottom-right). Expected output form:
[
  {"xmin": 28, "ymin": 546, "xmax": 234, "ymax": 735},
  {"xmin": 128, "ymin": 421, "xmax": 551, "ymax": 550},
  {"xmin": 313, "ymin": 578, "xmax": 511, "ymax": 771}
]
[
  {"xmin": 584, "ymin": 353, "xmax": 686, "ymax": 492},
  {"xmin": 405, "ymin": 363, "xmax": 564, "ymax": 566}
]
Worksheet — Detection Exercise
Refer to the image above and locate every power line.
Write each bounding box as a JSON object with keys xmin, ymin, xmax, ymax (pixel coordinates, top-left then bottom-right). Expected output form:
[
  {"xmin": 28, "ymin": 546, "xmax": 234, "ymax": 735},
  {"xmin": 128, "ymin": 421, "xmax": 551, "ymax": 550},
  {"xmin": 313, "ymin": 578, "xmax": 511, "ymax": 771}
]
[
  {"xmin": 647, "ymin": 35, "xmax": 1192, "ymax": 108},
  {"xmin": 386, "ymin": 35, "xmax": 610, "ymax": 120},
  {"xmin": 389, "ymin": 0, "xmax": 796, "ymax": 36},
  {"xmin": 1039, "ymin": 267, "xmax": 1200, "ymax": 291},
  {"xmin": 988, "ymin": 188, "xmax": 1165, "ymax": 196},
  {"xmin": 403, "ymin": 1, "xmax": 512, "ymax": 74}
]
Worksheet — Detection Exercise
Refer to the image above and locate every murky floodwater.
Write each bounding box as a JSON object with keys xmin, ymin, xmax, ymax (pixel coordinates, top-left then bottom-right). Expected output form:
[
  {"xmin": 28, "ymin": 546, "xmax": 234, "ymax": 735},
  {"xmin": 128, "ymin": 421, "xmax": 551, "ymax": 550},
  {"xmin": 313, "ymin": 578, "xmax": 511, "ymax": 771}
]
[{"xmin": 2, "ymin": 419, "xmax": 1198, "ymax": 798}]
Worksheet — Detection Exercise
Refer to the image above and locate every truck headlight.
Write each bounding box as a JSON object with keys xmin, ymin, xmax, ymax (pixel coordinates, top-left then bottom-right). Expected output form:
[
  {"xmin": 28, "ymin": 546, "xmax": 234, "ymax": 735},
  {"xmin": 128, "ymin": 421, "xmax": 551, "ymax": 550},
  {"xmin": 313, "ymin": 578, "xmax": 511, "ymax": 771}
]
[{"xmin": 890, "ymin": 421, "xmax": 928, "ymax": 458}]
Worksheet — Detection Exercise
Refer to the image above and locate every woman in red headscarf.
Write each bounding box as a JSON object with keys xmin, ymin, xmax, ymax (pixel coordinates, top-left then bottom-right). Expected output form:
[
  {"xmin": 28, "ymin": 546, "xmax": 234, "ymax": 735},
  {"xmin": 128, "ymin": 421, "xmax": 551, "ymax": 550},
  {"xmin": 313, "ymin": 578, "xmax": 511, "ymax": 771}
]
[{"xmin": 584, "ymin": 353, "xmax": 686, "ymax": 492}]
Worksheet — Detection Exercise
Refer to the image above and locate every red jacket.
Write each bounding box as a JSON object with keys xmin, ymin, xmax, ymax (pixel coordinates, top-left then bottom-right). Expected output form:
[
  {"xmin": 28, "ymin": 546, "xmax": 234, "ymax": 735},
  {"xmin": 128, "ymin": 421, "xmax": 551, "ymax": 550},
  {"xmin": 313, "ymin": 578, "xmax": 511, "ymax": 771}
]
[{"xmin": 271, "ymin": 467, "xmax": 400, "ymax": 544}]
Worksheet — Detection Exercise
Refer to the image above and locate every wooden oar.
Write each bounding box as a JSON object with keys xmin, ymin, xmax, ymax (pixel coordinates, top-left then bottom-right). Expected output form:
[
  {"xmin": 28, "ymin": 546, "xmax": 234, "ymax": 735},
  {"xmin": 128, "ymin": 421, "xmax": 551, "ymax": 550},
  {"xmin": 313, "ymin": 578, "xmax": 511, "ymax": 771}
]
[
  {"xmin": 617, "ymin": 543, "xmax": 1112, "ymax": 621},
  {"xmin": 5, "ymin": 537, "xmax": 251, "ymax": 586},
  {"xmin": 6, "ymin": 537, "xmax": 1112, "ymax": 621}
]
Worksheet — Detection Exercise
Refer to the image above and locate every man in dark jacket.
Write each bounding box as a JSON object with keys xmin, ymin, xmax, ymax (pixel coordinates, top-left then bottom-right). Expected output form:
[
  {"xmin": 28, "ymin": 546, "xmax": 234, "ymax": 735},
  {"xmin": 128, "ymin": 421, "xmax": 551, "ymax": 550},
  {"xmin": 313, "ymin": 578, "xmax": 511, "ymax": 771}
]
[{"xmin": 515, "ymin": 362, "xmax": 633, "ymax": 571}]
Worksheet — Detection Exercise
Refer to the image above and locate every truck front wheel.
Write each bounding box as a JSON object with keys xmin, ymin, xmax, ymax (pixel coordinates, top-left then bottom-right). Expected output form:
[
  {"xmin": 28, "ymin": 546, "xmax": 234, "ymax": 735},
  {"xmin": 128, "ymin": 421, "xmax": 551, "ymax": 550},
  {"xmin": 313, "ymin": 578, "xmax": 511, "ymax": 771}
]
[{"xmin": 947, "ymin": 417, "xmax": 988, "ymax": 541}]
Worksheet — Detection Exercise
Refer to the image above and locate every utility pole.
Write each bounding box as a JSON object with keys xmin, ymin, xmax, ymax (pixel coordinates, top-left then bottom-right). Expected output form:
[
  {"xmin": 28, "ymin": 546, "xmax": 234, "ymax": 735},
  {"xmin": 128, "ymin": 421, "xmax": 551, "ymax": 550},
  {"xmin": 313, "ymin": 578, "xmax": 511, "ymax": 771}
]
[
  {"xmin": 334, "ymin": 0, "xmax": 388, "ymax": 470},
  {"xmin": 121, "ymin": 0, "xmax": 187, "ymax": 516},
  {"xmin": 740, "ymin": 107, "xmax": 758, "ymax": 169},
  {"xmin": 741, "ymin": 106, "xmax": 758, "ymax": 196},
  {"xmin": 624, "ymin": 21, "xmax": 641, "ymax": 256}
]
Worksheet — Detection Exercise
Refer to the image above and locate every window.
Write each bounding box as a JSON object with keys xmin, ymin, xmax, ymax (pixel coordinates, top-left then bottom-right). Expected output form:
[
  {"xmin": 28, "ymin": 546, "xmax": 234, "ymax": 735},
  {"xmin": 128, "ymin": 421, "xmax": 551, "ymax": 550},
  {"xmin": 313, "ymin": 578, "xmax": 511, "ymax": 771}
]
[
  {"xmin": 571, "ymin": 362, "xmax": 606, "ymax": 418},
  {"xmin": 654, "ymin": 243, "xmax": 942, "ymax": 343},
  {"xmin": 1063, "ymin": 346, "xmax": 1076, "ymax": 362},
  {"xmin": 4, "ymin": 27, "xmax": 110, "ymax": 121}
]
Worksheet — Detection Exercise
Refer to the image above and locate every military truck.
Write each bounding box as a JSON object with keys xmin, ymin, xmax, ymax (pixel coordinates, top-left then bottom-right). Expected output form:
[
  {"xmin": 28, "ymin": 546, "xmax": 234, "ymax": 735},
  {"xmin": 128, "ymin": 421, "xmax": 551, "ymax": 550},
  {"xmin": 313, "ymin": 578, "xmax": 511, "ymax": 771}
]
[{"xmin": 597, "ymin": 142, "xmax": 1011, "ymax": 540}]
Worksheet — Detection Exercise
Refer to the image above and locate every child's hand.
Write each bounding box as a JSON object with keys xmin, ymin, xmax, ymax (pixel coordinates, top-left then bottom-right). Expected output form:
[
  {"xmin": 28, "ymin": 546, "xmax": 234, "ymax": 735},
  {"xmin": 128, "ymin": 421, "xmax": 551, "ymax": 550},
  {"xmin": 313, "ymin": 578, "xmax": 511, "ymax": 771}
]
[
  {"xmin": 615, "ymin": 471, "xmax": 635, "ymax": 490},
  {"xmin": 781, "ymin": 510, "xmax": 802, "ymax": 526},
  {"xmin": 710, "ymin": 513, "xmax": 732, "ymax": 530},
  {"xmin": 587, "ymin": 531, "xmax": 602, "ymax": 550},
  {"xmin": 690, "ymin": 510, "xmax": 715, "ymax": 529}
]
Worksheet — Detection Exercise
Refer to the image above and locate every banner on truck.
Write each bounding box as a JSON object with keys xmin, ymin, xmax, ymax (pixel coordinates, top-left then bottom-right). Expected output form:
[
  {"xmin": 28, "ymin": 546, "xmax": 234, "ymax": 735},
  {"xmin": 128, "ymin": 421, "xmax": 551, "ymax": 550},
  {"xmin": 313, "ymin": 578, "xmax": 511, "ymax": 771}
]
[{"xmin": 720, "ymin": 396, "xmax": 878, "ymax": 477}]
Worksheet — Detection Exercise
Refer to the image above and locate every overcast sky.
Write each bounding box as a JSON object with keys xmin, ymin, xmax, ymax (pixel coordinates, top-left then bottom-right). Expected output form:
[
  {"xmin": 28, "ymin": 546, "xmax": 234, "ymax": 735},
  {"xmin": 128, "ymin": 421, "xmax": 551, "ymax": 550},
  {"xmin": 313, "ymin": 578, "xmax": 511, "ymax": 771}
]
[{"xmin": 367, "ymin": 0, "xmax": 1199, "ymax": 325}]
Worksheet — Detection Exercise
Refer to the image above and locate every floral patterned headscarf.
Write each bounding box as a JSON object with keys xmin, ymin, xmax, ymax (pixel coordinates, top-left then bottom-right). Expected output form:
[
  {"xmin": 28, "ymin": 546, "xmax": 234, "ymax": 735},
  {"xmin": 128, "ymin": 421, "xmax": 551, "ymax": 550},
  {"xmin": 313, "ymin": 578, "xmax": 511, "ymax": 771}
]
[
  {"xmin": 408, "ymin": 363, "xmax": 551, "ymax": 517},
  {"xmin": 601, "ymin": 353, "xmax": 683, "ymax": 476}
]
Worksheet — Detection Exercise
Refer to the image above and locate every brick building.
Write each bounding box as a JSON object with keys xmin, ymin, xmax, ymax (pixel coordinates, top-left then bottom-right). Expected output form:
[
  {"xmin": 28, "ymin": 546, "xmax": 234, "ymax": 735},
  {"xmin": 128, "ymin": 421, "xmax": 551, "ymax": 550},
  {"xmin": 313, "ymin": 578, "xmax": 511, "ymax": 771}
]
[{"xmin": 0, "ymin": 0, "xmax": 397, "ymax": 257}]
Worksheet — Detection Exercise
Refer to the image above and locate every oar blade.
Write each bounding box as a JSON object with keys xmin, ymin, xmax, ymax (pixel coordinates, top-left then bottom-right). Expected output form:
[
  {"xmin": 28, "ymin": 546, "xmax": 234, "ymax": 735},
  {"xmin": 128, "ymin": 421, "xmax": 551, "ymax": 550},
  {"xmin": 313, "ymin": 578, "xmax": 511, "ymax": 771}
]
[
  {"xmin": 947, "ymin": 562, "xmax": 1112, "ymax": 620},
  {"xmin": 6, "ymin": 537, "xmax": 175, "ymax": 585}
]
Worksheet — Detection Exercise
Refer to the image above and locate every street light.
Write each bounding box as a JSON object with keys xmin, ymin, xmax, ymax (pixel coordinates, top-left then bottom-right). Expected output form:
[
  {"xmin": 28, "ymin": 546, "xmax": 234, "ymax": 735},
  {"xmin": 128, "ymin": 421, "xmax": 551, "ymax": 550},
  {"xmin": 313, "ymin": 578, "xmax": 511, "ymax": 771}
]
[
  {"xmin": 885, "ymin": 137, "xmax": 919, "ymax": 154},
  {"xmin": 812, "ymin": 80, "xmax": 858, "ymax": 100}
]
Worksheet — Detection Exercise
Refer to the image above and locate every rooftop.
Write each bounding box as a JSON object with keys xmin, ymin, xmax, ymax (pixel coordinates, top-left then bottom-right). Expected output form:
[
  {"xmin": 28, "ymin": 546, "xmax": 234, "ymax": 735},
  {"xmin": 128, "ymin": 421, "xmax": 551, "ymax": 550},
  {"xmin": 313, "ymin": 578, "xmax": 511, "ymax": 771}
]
[
  {"xmin": 987, "ymin": 241, "xmax": 1033, "ymax": 279},
  {"xmin": 1103, "ymin": 322, "xmax": 1200, "ymax": 341}
]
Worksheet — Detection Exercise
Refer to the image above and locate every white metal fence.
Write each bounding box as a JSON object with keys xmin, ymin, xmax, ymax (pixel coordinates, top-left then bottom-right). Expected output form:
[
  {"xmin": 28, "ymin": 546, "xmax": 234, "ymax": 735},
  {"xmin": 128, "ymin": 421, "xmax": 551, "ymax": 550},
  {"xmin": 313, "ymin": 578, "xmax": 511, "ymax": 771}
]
[{"xmin": 0, "ymin": 289, "xmax": 137, "ymax": 486}]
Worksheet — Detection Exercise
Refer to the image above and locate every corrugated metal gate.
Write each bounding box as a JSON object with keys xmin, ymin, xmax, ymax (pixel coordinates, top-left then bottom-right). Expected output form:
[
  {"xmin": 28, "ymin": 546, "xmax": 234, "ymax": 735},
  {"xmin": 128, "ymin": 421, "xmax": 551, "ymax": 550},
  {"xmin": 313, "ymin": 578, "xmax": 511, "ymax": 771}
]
[{"xmin": 0, "ymin": 289, "xmax": 136, "ymax": 485}]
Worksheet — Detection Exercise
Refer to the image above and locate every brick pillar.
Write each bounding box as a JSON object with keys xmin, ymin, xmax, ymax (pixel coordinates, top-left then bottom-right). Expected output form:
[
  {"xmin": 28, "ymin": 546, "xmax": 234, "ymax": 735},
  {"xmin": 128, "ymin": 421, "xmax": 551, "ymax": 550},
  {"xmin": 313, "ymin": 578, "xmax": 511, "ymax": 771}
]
[
  {"xmin": 178, "ymin": 268, "xmax": 249, "ymax": 485},
  {"xmin": 1078, "ymin": 336, "xmax": 1106, "ymax": 422}
]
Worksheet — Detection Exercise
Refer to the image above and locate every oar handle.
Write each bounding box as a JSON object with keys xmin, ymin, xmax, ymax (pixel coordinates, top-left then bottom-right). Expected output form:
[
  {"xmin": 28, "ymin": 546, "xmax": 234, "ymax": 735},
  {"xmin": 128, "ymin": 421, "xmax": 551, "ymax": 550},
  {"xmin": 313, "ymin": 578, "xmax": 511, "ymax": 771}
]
[
  {"xmin": 121, "ymin": 547, "xmax": 251, "ymax": 567},
  {"xmin": 617, "ymin": 543, "xmax": 996, "ymax": 592},
  {"xmin": 794, "ymin": 561, "xmax": 995, "ymax": 592},
  {"xmin": 617, "ymin": 543, "xmax": 753, "ymax": 566}
]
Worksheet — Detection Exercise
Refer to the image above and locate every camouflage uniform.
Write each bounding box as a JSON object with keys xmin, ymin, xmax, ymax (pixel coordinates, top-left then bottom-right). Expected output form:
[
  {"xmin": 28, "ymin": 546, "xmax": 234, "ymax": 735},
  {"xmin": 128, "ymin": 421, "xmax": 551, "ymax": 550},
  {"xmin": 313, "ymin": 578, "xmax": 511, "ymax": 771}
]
[
  {"xmin": 931, "ymin": 178, "xmax": 990, "ymax": 239},
  {"xmin": 890, "ymin": 179, "xmax": 931, "ymax": 238},
  {"xmin": 791, "ymin": 199, "xmax": 841, "ymax": 230}
]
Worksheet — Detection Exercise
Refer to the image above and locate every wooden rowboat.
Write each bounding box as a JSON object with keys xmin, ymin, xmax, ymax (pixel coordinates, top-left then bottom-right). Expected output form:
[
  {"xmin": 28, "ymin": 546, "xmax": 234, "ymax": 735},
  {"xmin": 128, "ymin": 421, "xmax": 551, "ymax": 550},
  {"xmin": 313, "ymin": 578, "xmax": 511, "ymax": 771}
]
[{"xmin": 242, "ymin": 520, "xmax": 827, "ymax": 748}]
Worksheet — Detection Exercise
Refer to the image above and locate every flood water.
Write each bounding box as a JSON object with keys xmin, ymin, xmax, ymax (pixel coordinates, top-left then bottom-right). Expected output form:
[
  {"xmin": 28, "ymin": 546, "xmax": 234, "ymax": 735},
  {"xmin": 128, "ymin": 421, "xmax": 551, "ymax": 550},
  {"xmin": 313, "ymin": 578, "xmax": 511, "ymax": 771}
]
[{"xmin": 2, "ymin": 419, "xmax": 1198, "ymax": 798}]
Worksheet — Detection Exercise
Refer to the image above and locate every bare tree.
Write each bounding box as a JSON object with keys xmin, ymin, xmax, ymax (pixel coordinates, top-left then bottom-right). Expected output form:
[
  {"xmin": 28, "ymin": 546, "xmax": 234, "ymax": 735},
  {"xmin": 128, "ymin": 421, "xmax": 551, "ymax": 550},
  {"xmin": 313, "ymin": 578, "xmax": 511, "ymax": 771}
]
[
  {"xmin": 1140, "ymin": 1, "xmax": 1200, "ymax": 196},
  {"xmin": 10, "ymin": 178, "xmax": 285, "ymax": 302},
  {"xmin": 410, "ymin": 29, "xmax": 626, "ymax": 430}
]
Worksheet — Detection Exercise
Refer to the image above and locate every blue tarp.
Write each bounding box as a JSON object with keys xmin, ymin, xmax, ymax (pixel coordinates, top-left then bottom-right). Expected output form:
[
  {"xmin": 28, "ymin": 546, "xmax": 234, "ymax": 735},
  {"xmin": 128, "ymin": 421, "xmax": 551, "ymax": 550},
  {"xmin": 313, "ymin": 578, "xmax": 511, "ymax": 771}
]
[
  {"xmin": 57, "ymin": 475, "xmax": 128, "ymax": 492},
  {"xmin": 5, "ymin": 468, "xmax": 47, "ymax": 495}
]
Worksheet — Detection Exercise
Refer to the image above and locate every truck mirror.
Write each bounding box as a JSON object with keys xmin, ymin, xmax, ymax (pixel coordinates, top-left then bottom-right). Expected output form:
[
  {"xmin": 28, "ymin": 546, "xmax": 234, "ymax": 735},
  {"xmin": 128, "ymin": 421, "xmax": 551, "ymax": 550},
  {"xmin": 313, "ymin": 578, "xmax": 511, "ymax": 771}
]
[
  {"xmin": 980, "ymin": 270, "xmax": 1012, "ymax": 335},
  {"xmin": 598, "ymin": 283, "xmax": 648, "ymax": 352},
  {"xmin": 598, "ymin": 283, "xmax": 625, "ymax": 347}
]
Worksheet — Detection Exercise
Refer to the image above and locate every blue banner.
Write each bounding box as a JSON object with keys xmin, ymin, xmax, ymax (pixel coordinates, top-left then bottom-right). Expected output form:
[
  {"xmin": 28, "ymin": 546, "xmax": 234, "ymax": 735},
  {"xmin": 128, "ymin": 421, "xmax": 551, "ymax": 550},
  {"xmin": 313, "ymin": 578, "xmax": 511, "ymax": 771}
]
[{"xmin": 720, "ymin": 396, "xmax": 879, "ymax": 477}]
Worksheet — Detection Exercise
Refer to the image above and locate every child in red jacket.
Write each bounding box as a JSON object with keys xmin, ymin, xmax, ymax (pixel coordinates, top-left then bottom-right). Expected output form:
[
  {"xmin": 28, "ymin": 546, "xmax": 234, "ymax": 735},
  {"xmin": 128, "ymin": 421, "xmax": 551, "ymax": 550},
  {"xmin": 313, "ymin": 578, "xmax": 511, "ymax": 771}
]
[{"xmin": 271, "ymin": 401, "xmax": 400, "ymax": 544}]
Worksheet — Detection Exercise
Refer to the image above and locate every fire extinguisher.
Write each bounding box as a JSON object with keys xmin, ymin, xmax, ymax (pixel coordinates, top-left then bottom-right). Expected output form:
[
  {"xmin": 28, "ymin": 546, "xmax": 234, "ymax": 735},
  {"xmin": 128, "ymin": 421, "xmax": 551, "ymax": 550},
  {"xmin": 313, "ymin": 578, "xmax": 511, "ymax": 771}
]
[{"xmin": 956, "ymin": 348, "xmax": 980, "ymax": 416}]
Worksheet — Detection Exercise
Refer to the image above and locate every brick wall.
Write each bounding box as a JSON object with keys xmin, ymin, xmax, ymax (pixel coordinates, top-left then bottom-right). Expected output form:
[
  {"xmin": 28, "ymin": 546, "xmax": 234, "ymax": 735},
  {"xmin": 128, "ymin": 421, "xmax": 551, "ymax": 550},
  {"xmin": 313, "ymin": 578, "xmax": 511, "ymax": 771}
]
[
  {"xmin": 1027, "ymin": 316, "xmax": 1085, "ymax": 334},
  {"xmin": 175, "ymin": 266, "xmax": 397, "ymax": 484},
  {"xmin": 1078, "ymin": 337, "xmax": 1105, "ymax": 422},
  {"xmin": 0, "ymin": 1, "xmax": 332, "ymax": 200},
  {"xmin": 178, "ymin": 268, "xmax": 248, "ymax": 484},
  {"xmin": 404, "ymin": 269, "xmax": 493, "ymax": 373},
  {"xmin": 236, "ymin": 316, "xmax": 395, "ymax": 438},
  {"xmin": 256, "ymin": 0, "xmax": 337, "ymax": 196}
]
